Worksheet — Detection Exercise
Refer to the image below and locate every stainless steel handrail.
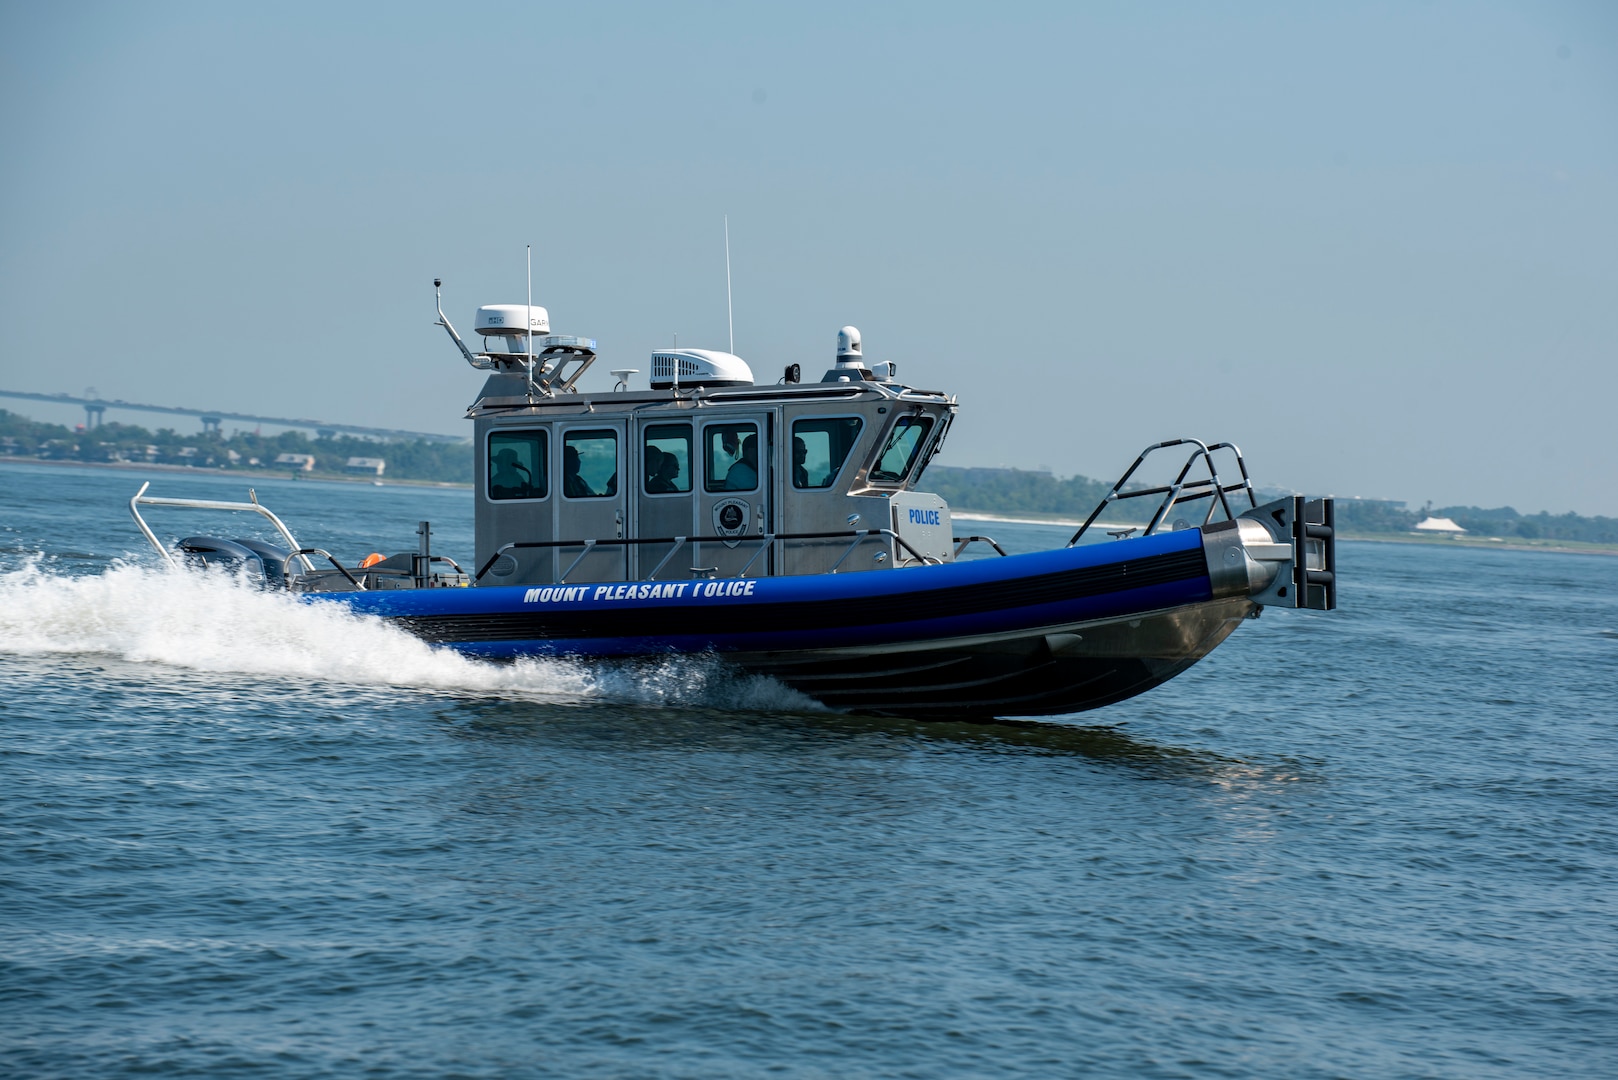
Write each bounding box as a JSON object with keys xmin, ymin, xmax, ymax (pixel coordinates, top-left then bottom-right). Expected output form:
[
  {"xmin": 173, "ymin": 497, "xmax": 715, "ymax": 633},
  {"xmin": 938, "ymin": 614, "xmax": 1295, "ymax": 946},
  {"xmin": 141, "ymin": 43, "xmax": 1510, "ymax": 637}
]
[
  {"xmin": 952, "ymin": 535, "xmax": 1008, "ymax": 558},
  {"xmin": 738, "ymin": 537, "xmax": 774, "ymax": 577},
  {"xmin": 474, "ymin": 528, "xmax": 939, "ymax": 584},
  {"xmin": 646, "ymin": 537, "xmax": 689, "ymax": 581},
  {"xmin": 825, "ymin": 531, "xmax": 879, "ymax": 574},
  {"xmin": 557, "ymin": 540, "xmax": 598, "ymax": 584},
  {"xmin": 285, "ymin": 548, "xmax": 365, "ymax": 590},
  {"xmin": 1068, "ymin": 439, "xmax": 1257, "ymax": 545}
]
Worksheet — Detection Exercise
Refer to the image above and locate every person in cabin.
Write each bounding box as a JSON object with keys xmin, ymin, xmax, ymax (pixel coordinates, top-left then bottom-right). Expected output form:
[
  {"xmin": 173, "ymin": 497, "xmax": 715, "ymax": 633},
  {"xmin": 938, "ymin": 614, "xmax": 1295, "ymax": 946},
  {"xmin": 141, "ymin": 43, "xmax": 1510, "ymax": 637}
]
[
  {"xmin": 724, "ymin": 434, "xmax": 758, "ymax": 490},
  {"xmin": 792, "ymin": 436, "xmax": 810, "ymax": 489},
  {"xmin": 645, "ymin": 446, "xmax": 666, "ymax": 493},
  {"xmin": 647, "ymin": 449, "xmax": 681, "ymax": 493},
  {"xmin": 490, "ymin": 447, "xmax": 532, "ymax": 499},
  {"xmin": 564, "ymin": 445, "xmax": 593, "ymax": 497}
]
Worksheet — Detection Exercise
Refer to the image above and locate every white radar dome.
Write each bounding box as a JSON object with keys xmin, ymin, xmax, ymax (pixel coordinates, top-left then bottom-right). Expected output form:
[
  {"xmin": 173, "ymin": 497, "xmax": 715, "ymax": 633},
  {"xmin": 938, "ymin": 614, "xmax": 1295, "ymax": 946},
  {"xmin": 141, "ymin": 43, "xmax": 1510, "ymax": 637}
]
[
  {"xmin": 474, "ymin": 305, "xmax": 551, "ymax": 354},
  {"xmin": 836, "ymin": 326, "xmax": 862, "ymax": 361}
]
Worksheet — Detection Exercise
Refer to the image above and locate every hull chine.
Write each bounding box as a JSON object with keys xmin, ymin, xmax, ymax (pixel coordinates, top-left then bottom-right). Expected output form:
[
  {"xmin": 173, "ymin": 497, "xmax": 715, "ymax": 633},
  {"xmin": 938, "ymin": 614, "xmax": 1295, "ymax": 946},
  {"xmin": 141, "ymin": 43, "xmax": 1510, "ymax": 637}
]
[{"xmin": 729, "ymin": 597, "xmax": 1255, "ymax": 719}]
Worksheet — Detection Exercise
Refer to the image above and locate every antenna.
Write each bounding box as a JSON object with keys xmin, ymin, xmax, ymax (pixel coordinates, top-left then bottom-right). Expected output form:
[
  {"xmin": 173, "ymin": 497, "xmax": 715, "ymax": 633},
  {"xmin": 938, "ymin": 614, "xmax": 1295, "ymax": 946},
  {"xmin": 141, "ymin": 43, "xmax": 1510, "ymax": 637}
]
[
  {"xmin": 724, "ymin": 215, "xmax": 734, "ymax": 355},
  {"xmin": 525, "ymin": 244, "xmax": 535, "ymax": 399}
]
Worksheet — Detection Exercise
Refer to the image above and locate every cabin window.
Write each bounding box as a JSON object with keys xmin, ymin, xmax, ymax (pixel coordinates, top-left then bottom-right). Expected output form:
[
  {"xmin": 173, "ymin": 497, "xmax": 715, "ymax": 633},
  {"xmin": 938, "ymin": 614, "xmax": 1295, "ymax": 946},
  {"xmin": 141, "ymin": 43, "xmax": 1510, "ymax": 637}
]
[
  {"xmin": 870, "ymin": 415, "xmax": 935, "ymax": 484},
  {"xmin": 562, "ymin": 429, "xmax": 618, "ymax": 498},
  {"xmin": 487, "ymin": 430, "xmax": 547, "ymax": 500},
  {"xmin": 643, "ymin": 424, "xmax": 692, "ymax": 494},
  {"xmin": 791, "ymin": 417, "xmax": 863, "ymax": 489},
  {"xmin": 704, "ymin": 423, "xmax": 759, "ymax": 493}
]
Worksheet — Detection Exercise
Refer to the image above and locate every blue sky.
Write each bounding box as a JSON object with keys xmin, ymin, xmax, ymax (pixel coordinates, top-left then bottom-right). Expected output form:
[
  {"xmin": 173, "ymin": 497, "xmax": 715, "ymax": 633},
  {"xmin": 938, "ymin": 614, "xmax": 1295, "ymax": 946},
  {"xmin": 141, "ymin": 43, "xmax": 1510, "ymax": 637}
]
[{"xmin": 2, "ymin": 1, "xmax": 1615, "ymax": 514}]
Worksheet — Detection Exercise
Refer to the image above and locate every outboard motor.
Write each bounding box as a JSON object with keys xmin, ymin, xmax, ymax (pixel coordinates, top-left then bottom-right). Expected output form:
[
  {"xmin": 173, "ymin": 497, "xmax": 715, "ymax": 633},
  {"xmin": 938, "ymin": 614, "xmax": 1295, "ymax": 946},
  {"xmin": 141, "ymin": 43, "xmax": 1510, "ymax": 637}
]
[
  {"xmin": 233, "ymin": 538, "xmax": 293, "ymax": 588},
  {"xmin": 177, "ymin": 537, "xmax": 292, "ymax": 588}
]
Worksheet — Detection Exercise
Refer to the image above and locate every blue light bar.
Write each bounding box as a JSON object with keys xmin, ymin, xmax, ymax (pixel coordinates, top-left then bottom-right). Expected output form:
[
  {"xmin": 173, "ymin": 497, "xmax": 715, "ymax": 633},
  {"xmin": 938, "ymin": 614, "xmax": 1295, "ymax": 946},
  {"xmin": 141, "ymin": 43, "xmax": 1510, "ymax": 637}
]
[{"xmin": 537, "ymin": 335, "xmax": 597, "ymax": 350}]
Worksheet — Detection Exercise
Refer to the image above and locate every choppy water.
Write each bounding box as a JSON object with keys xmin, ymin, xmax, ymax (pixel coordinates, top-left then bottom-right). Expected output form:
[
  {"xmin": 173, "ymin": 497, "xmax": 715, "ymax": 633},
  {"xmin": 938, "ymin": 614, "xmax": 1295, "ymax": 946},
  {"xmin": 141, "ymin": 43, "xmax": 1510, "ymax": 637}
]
[{"xmin": 3, "ymin": 461, "xmax": 1615, "ymax": 1078}]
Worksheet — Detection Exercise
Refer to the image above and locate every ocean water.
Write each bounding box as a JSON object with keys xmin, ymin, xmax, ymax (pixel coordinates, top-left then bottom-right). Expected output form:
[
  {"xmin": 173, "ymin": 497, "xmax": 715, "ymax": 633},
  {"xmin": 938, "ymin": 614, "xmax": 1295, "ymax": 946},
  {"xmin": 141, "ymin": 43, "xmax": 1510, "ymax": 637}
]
[{"xmin": 2, "ymin": 461, "xmax": 1615, "ymax": 1079}]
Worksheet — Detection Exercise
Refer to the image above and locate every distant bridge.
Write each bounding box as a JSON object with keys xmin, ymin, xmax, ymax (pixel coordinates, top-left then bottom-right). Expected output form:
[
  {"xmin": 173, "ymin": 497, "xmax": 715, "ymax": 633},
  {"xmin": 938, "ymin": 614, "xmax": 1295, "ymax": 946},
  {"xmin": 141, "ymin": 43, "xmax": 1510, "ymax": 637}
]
[{"xmin": 0, "ymin": 389, "xmax": 468, "ymax": 444}]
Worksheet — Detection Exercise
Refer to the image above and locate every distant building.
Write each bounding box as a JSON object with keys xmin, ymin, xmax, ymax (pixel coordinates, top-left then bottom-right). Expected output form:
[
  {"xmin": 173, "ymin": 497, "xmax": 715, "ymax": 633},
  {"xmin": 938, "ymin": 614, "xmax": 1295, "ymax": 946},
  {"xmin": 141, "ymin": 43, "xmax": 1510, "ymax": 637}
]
[
  {"xmin": 275, "ymin": 453, "xmax": 316, "ymax": 472},
  {"xmin": 345, "ymin": 456, "xmax": 386, "ymax": 477},
  {"xmin": 1414, "ymin": 516, "xmax": 1466, "ymax": 533}
]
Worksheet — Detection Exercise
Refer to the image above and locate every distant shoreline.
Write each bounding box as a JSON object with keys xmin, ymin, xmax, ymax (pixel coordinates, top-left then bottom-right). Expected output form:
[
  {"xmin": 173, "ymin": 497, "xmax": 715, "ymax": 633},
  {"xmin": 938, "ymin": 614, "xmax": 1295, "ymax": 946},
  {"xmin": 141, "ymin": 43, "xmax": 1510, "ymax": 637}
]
[
  {"xmin": 953, "ymin": 509, "xmax": 1618, "ymax": 557},
  {"xmin": 1332, "ymin": 531, "xmax": 1618, "ymax": 557},
  {"xmin": 7, "ymin": 455, "xmax": 1612, "ymax": 557},
  {"xmin": 0, "ymin": 455, "xmax": 472, "ymax": 490}
]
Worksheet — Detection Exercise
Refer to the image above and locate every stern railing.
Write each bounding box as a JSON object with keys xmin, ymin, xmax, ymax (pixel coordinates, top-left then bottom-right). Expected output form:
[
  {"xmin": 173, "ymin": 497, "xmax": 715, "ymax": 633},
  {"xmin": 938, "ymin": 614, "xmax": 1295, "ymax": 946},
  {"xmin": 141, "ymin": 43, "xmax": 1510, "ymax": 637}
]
[{"xmin": 129, "ymin": 482, "xmax": 316, "ymax": 573}]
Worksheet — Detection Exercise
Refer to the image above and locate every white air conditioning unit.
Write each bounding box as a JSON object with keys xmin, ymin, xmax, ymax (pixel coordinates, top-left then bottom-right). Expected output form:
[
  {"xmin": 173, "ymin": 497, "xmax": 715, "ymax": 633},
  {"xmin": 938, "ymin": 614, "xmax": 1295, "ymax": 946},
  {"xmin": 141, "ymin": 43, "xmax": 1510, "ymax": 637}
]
[{"xmin": 649, "ymin": 349, "xmax": 755, "ymax": 389}]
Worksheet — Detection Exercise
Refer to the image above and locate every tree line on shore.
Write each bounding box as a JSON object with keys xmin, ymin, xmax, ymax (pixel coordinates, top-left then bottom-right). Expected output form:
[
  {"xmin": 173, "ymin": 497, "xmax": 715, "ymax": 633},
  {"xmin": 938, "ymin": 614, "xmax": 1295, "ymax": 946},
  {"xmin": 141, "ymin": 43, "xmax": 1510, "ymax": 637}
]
[
  {"xmin": 6, "ymin": 410, "xmax": 1613, "ymax": 544},
  {"xmin": 0, "ymin": 410, "xmax": 472, "ymax": 484},
  {"xmin": 922, "ymin": 466, "xmax": 1618, "ymax": 545}
]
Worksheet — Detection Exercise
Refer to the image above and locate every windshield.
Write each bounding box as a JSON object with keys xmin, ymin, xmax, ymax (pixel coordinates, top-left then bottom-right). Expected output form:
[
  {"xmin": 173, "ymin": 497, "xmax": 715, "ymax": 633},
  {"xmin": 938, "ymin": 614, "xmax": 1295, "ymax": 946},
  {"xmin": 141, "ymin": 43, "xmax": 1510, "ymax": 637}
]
[{"xmin": 869, "ymin": 415, "xmax": 934, "ymax": 484}]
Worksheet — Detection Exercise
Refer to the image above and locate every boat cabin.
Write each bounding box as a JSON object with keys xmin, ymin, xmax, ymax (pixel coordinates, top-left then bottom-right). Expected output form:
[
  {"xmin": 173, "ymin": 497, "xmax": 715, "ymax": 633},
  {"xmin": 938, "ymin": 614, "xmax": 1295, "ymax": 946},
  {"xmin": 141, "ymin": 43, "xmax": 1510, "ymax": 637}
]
[{"xmin": 435, "ymin": 295, "xmax": 960, "ymax": 587}]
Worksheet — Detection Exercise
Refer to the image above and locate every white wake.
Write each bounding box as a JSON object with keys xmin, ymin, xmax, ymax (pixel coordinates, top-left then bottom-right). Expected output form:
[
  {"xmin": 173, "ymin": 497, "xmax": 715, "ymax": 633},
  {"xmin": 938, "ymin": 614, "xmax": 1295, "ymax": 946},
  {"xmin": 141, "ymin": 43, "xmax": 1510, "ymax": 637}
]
[{"xmin": 0, "ymin": 560, "xmax": 821, "ymax": 711}]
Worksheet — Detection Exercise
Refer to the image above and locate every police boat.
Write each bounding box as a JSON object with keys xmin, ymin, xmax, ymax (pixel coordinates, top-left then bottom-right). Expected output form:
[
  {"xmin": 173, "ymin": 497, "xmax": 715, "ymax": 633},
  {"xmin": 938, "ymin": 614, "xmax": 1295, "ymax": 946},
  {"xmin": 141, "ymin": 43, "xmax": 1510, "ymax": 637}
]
[{"xmin": 130, "ymin": 284, "xmax": 1337, "ymax": 720}]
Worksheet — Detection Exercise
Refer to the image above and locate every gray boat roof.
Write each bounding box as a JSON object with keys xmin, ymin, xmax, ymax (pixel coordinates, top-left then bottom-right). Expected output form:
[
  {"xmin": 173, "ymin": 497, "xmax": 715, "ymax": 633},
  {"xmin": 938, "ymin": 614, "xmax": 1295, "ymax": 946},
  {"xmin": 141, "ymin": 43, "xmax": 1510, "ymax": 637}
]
[{"xmin": 469, "ymin": 377, "xmax": 955, "ymax": 419}]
